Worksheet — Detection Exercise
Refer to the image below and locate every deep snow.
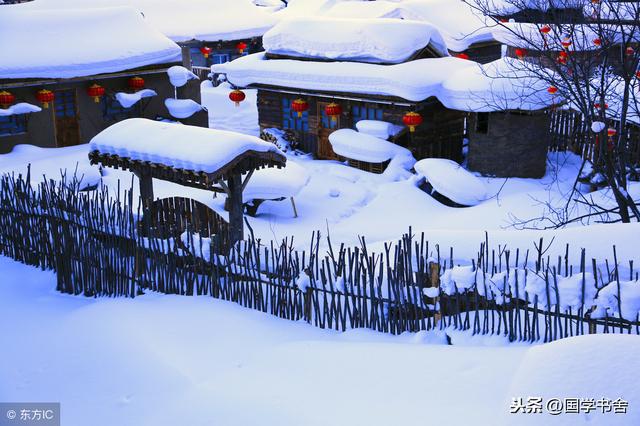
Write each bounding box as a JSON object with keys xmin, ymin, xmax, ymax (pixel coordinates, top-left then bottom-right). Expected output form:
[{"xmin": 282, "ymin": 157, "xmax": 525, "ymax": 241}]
[{"xmin": 0, "ymin": 257, "xmax": 638, "ymax": 426}]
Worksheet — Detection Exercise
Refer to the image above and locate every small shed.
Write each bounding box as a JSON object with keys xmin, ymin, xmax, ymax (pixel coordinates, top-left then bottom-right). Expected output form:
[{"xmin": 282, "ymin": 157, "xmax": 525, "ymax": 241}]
[{"xmin": 88, "ymin": 118, "xmax": 286, "ymax": 244}]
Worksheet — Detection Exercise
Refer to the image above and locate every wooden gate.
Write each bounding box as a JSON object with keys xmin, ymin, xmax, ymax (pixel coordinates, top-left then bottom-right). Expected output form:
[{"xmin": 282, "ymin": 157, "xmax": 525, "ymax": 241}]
[
  {"xmin": 317, "ymin": 101, "xmax": 340, "ymax": 160},
  {"xmin": 54, "ymin": 89, "xmax": 81, "ymax": 147}
]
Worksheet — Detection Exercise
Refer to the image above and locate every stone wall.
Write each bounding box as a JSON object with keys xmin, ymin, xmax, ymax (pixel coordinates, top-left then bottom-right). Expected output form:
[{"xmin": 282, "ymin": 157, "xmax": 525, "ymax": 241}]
[{"xmin": 467, "ymin": 111, "xmax": 550, "ymax": 178}]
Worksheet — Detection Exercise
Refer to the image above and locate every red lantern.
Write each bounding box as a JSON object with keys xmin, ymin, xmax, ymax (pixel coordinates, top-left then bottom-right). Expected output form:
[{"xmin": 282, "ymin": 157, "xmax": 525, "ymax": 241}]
[
  {"xmin": 291, "ymin": 98, "xmax": 309, "ymax": 118},
  {"xmin": 515, "ymin": 48, "xmax": 527, "ymax": 59},
  {"xmin": 540, "ymin": 25, "xmax": 551, "ymax": 34},
  {"xmin": 236, "ymin": 41, "xmax": 248, "ymax": 55},
  {"xmin": 36, "ymin": 89, "xmax": 54, "ymax": 109},
  {"xmin": 547, "ymin": 86, "xmax": 558, "ymax": 95},
  {"xmin": 625, "ymin": 46, "xmax": 634, "ymax": 56},
  {"xmin": 87, "ymin": 83, "xmax": 105, "ymax": 103},
  {"xmin": 200, "ymin": 46, "xmax": 212, "ymax": 58},
  {"xmin": 0, "ymin": 91, "xmax": 16, "ymax": 109},
  {"xmin": 128, "ymin": 76, "xmax": 145, "ymax": 91},
  {"xmin": 593, "ymin": 38, "xmax": 602, "ymax": 47},
  {"xmin": 557, "ymin": 53, "xmax": 567, "ymax": 65},
  {"xmin": 228, "ymin": 89, "xmax": 246, "ymax": 107},
  {"xmin": 592, "ymin": 0, "xmax": 600, "ymax": 3},
  {"xmin": 324, "ymin": 102, "xmax": 342, "ymax": 122},
  {"xmin": 594, "ymin": 103, "xmax": 608, "ymax": 110},
  {"xmin": 402, "ymin": 111, "xmax": 423, "ymax": 133},
  {"xmin": 455, "ymin": 53, "xmax": 470, "ymax": 60},
  {"xmin": 561, "ymin": 38, "xmax": 572, "ymax": 49},
  {"xmin": 607, "ymin": 128, "xmax": 617, "ymax": 137},
  {"xmin": 636, "ymin": 70, "xmax": 640, "ymax": 79}
]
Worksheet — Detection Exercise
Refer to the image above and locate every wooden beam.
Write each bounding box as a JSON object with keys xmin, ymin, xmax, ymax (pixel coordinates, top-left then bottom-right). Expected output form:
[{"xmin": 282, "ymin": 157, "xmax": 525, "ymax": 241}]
[{"xmin": 227, "ymin": 173, "xmax": 244, "ymax": 244}]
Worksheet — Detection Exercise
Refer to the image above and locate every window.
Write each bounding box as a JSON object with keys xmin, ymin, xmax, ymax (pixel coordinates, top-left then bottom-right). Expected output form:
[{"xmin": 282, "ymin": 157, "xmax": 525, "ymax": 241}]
[
  {"xmin": 55, "ymin": 90, "xmax": 76, "ymax": 118},
  {"xmin": 211, "ymin": 53, "xmax": 230, "ymax": 65},
  {"xmin": 351, "ymin": 105, "xmax": 383, "ymax": 127},
  {"xmin": 0, "ymin": 115, "xmax": 27, "ymax": 136},
  {"xmin": 282, "ymin": 98, "xmax": 309, "ymax": 132},
  {"xmin": 190, "ymin": 47, "xmax": 208, "ymax": 67},
  {"xmin": 475, "ymin": 112, "xmax": 489, "ymax": 134},
  {"xmin": 102, "ymin": 96, "xmax": 140, "ymax": 124},
  {"xmin": 320, "ymin": 105, "xmax": 339, "ymax": 130}
]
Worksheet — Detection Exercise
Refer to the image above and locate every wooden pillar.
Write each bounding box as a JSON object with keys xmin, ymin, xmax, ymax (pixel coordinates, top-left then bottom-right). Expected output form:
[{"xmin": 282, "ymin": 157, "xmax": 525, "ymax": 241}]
[
  {"xmin": 227, "ymin": 172, "xmax": 244, "ymax": 244},
  {"xmin": 137, "ymin": 171, "xmax": 154, "ymax": 231}
]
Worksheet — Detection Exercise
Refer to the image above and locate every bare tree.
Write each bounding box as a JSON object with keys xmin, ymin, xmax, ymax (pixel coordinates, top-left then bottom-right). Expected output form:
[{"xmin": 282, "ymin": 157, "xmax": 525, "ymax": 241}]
[{"xmin": 465, "ymin": 0, "xmax": 640, "ymax": 224}]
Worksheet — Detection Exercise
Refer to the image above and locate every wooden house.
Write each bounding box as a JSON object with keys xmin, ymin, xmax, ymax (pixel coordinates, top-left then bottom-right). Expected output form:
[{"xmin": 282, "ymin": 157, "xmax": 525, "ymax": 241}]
[
  {"xmin": 0, "ymin": 7, "xmax": 208, "ymax": 154},
  {"xmin": 214, "ymin": 17, "xmax": 556, "ymax": 177}
]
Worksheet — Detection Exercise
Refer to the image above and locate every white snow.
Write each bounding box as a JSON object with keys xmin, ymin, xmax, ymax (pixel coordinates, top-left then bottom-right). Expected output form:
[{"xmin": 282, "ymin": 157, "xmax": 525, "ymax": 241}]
[
  {"xmin": 115, "ymin": 89, "xmax": 157, "ymax": 109},
  {"xmin": 329, "ymin": 129, "xmax": 411, "ymax": 164},
  {"xmin": 200, "ymin": 81, "xmax": 260, "ymax": 136},
  {"xmin": 0, "ymin": 7, "xmax": 181, "ymax": 79},
  {"xmin": 0, "ymin": 103, "xmax": 41, "ymax": 117},
  {"xmin": 167, "ymin": 66, "xmax": 199, "ymax": 88},
  {"xmin": 440, "ymin": 57, "xmax": 556, "ymax": 112},
  {"xmin": 355, "ymin": 120, "xmax": 404, "ymax": 139},
  {"xmin": 16, "ymin": 0, "xmax": 277, "ymax": 43},
  {"xmin": 89, "ymin": 118, "xmax": 283, "ymax": 174},
  {"xmin": 263, "ymin": 17, "xmax": 449, "ymax": 63},
  {"xmin": 164, "ymin": 98, "xmax": 205, "ymax": 119},
  {"xmin": 1, "ymin": 258, "xmax": 639, "ymax": 426},
  {"xmin": 415, "ymin": 158, "xmax": 488, "ymax": 206},
  {"xmin": 593, "ymin": 280, "xmax": 640, "ymax": 322},
  {"xmin": 244, "ymin": 161, "xmax": 310, "ymax": 201},
  {"xmin": 214, "ymin": 53, "xmax": 476, "ymax": 103}
]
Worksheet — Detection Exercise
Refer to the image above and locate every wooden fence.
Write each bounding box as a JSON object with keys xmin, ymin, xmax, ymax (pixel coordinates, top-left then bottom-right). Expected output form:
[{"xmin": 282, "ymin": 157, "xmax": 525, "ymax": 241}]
[
  {"xmin": 549, "ymin": 109, "xmax": 640, "ymax": 165},
  {"xmin": 0, "ymin": 173, "xmax": 638, "ymax": 342}
]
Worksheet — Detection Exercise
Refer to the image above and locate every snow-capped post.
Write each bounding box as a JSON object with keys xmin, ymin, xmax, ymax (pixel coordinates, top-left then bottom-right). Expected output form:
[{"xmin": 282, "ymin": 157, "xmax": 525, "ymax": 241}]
[{"xmin": 429, "ymin": 261, "xmax": 441, "ymax": 326}]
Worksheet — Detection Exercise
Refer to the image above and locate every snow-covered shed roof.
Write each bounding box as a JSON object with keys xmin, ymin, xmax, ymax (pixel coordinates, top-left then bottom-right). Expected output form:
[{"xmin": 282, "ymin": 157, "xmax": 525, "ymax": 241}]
[
  {"xmin": 89, "ymin": 118, "xmax": 284, "ymax": 175},
  {"xmin": 439, "ymin": 57, "xmax": 556, "ymax": 112},
  {"xmin": 215, "ymin": 53, "xmax": 555, "ymax": 112},
  {"xmin": 15, "ymin": 0, "xmax": 276, "ymax": 43},
  {"xmin": 263, "ymin": 17, "xmax": 449, "ymax": 64},
  {"xmin": 0, "ymin": 7, "xmax": 181, "ymax": 80},
  {"xmin": 323, "ymin": 1, "xmax": 416, "ymax": 20},
  {"xmin": 214, "ymin": 52, "xmax": 474, "ymax": 102}
]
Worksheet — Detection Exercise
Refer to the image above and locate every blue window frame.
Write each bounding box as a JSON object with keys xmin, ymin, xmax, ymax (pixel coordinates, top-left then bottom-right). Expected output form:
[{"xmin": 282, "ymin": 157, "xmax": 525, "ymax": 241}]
[
  {"xmin": 102, "ymin": 96, "xmax": 140, "ymax": 124},
  {"xmin": 55, "ymin": 90, "xmax": 76, "ymax": 118},
  {"xmin": 211, "ymin": 53, "xmax": 230, "ymax": 64},
  {"xmin": 351, "ymin": 105, "xmax": 383, "ymax": 128},
  {"xmin": 0, "ymin": 115, "xmax": 27, "ymax": 136},
  {"xmin": 282, "ymin": 98, "xmax": 309, "ymax": 131}
]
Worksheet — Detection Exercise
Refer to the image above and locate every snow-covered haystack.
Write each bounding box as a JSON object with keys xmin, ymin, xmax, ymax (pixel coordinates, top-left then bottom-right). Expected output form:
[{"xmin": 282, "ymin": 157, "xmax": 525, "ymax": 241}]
[
  {"xmin": 0, "ymin": 6, "xmax": 181, "ymax": 79},
  {"xmin": 200, "ymin": 81, "xmax": 260, "ymax": 136},
  {"xmin": 167, "ymin": 65, "xmax": 199, "ymax": 88},
  {"xmin": 115, "ymin": 89, "xmax": 157, "ymax": 109},
  {"xmin": 263, "ymin": 17, "xmax": 448, "ymax": 63},
  {"xmin": 89, "ymin": 118, "xmax": 283, "ymax": 173},
  {"xmin": 355, "ymin": 120, "xmax": 403, "ymax": 140},
  {"xmin": 439, "ymin": 57, "xmax": 556, "ymax": 112},
  {"xmin": 414, "ymin": 158, "xmax": 487, "ymax": 206},
  {"xmin": 164, "ymin": 98, "xmax": 205, "ymax": 119},
  {"xmin": 244, "ymin": 161, "xmax": 310, "ymax": 201}
]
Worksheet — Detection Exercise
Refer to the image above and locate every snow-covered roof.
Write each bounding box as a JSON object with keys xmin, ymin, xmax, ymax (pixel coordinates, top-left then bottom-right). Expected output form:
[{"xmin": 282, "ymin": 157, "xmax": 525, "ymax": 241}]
[
  {"xmin": 439, "ymin": 57, "xmax": 556, "ymax": 112},
  {"xmin": 329, "ymin": 129, "xmax": 411, "ymax": 163},
  {"xmin": 215, "ymin": 53, "xmax": 554, "ymax": 111},
  {"xmin": 15, "ymin": 0, "xmax": 276, "ymax": 43},
  {"xmin": 89, "ymin": 118, "xmax": 284, "ymax": 174},
  {"xmin": 263, "ymin": 17, "xmax": 448, "ymax": 63},
  {"xmin": 214, "ymin": 52, "xmax": 475, "ymax": 103},
  {"xmin": 323, "ymin": 1, "xmax": 416, "ymax": 20},
  {"xmin": 0, "ymin": 7, "xmax": 181, "ymax": 79}
]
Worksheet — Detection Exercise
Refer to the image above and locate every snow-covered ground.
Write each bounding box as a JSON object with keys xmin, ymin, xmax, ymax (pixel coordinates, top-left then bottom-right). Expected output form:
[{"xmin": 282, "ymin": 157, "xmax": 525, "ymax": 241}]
[{"xmin": 1, "ymin": 257, "xmax": 638, "ymax": 426}]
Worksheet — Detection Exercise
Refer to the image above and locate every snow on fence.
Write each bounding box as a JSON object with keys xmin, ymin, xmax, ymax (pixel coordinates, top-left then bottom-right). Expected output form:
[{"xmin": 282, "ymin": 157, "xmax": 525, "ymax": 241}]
[{"xmin": 0, "ymin": 172, "xmax": 639, "ymax": 342}]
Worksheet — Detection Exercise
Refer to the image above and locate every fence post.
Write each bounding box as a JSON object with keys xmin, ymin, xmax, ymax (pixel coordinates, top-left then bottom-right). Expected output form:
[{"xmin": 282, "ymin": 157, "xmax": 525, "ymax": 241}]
[{"xmin": 429, "ymin": 262, "xmax": 441, "ymax": 327}]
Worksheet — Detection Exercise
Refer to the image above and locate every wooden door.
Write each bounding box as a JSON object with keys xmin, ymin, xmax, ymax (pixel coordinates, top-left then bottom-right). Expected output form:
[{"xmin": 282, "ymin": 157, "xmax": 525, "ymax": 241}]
[
  {"xmin": 317, "ymin": 101, "xmax": 340, "ymax": 160},
  {"xmin": 54, "ymin": 89, "xmax": 81, "ymax": 147}
]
